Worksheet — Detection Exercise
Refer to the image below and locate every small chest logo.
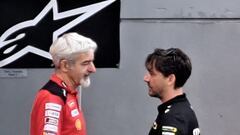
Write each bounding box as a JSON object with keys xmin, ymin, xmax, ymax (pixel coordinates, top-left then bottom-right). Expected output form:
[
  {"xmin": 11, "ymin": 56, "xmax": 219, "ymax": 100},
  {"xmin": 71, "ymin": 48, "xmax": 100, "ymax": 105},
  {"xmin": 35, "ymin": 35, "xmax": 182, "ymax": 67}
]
[
  {"xmin": 152, "ymin": 122, "xmax": 158, "ymax": 130},
  {"xmin": 193, "ymin": 128, "xmax": 200, "ymax": 135},
  {"xmin": 75, "ymin": 119, "xmax": 82, "ymax": 131},
  {"xmin": 71, "ymin": 109, "xmax": 80, "ymax": 117}
]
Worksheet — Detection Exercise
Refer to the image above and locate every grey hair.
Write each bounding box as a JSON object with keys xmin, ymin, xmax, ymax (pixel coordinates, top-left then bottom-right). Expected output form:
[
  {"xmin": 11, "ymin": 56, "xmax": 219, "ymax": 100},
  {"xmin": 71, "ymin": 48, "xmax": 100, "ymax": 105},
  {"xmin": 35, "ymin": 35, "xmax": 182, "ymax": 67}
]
[{"xmin": 49, "ymin": 32, "xmax": 97, "ymax": 67}]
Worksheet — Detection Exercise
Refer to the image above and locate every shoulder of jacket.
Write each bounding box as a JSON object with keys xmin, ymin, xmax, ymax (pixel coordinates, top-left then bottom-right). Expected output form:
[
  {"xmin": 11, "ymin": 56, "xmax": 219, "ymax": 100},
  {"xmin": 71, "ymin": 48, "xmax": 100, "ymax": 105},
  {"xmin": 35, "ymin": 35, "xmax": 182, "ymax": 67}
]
[{"xmin": 36, "ymin": 89, "xmax": 65, "ymax": 105}]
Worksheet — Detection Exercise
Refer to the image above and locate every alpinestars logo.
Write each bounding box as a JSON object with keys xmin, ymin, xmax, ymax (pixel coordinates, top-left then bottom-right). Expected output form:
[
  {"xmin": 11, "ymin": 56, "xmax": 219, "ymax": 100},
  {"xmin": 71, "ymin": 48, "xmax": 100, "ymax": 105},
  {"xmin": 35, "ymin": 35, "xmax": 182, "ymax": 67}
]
[{"xmin": 0, "ymin": 0, "xmax": 116, "ymax": 67}]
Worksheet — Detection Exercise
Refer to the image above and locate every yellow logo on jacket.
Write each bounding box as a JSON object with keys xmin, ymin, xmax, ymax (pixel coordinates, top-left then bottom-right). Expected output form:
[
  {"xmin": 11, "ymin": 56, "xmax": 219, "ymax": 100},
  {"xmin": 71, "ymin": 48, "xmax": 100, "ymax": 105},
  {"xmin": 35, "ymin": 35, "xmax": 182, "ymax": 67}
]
[{"xmin": 75, "ymin": 119, "xmax": 82, "ymax": 130}]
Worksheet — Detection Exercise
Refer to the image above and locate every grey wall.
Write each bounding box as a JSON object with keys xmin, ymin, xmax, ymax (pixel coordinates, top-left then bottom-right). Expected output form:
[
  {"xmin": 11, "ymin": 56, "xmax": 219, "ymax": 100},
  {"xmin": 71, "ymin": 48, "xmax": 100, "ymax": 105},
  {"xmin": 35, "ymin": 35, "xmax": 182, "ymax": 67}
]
[{"xmin": 1, "ymin": 0, "xmax": 240, "ymax": 134}]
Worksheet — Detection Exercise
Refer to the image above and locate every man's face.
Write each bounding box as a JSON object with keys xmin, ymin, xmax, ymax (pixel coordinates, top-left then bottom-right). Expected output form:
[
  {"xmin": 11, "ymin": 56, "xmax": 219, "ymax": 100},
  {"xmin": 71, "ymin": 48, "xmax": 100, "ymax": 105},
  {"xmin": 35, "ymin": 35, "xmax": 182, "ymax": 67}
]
[
  {"xmin": 144, "ymin": 64, "xmax": 168, "ymax": 98},
  {"xmin": 68, "ymin": 49, "xmax": 96, "ymax": 87}
]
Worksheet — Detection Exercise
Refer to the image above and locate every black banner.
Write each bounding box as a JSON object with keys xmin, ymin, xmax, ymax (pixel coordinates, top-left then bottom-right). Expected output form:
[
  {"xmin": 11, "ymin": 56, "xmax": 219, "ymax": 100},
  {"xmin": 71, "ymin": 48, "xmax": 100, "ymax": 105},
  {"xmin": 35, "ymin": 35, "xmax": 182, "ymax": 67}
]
[{"xmin": 0, "ymin": 0, "xmax": 120, "ymax": 68}]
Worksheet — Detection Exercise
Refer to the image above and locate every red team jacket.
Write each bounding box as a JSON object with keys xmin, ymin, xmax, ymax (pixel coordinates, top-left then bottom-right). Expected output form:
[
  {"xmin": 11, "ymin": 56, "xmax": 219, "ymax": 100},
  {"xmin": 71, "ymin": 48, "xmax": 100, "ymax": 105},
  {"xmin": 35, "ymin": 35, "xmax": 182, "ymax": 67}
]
[{"xmin": 31, "ymin": 74, "xmax": 87, "ymax": 135}]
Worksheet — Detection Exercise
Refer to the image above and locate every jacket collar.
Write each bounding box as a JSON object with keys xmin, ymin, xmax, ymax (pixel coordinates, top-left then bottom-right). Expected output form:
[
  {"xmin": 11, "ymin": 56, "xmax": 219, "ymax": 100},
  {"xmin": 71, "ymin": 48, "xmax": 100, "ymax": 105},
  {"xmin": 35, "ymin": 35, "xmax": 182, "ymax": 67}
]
[
  {"xmin": 158, "ymin": 93, "xmax": 189, "ymax": 112},
  {"xmin": 50, "ymin": 74, "xmax": 78, "ymax": 95}
]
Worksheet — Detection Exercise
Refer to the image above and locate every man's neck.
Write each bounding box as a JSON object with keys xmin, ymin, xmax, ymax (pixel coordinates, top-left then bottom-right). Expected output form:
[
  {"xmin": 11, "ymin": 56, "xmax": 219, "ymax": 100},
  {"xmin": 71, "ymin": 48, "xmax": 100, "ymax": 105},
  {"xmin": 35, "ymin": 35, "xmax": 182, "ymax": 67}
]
[
  {"xmin": 55, "ymin": 71, "xmax": 77, "ymax": 90},
  {"xmin": 160, "ymin": 88, "xmax": 183, "ymax": 103}
]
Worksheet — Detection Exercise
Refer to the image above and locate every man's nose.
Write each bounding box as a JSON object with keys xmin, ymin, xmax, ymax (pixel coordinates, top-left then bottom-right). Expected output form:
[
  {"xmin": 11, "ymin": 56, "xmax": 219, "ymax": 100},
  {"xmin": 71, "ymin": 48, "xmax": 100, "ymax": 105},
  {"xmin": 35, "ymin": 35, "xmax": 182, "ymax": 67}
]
[
  {"xmin": 144, "ymin": 73, "xmax": 149, "ymax": 82},
  {"xmin": 88, "ymin": 62, "xmax": 96, "ymax": 73}
]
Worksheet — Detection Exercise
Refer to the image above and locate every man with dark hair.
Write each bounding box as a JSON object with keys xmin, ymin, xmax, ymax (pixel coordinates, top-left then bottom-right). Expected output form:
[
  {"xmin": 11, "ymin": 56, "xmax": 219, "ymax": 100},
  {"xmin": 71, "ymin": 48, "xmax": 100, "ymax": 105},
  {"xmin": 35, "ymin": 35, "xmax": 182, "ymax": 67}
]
[{"xmin": 144, "ymin": 48, "xmax": 200, "ymax": 135}]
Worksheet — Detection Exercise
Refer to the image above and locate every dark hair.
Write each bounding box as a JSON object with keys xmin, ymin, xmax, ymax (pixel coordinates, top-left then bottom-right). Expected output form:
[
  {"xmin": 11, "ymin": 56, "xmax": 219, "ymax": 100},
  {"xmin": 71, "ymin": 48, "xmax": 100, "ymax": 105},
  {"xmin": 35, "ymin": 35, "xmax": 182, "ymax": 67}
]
[{"xmin": 145, "ymin": 48, "xmax": 192, "ymax": 89}]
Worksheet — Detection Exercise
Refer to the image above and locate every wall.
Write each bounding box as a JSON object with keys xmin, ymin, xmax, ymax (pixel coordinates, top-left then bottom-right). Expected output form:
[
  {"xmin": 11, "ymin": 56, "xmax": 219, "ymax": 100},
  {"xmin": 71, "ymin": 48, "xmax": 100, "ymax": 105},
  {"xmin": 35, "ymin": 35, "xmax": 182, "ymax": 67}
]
[{"xmin": 1, "ymin": 0, "xmax": 240, "ymax": 134}]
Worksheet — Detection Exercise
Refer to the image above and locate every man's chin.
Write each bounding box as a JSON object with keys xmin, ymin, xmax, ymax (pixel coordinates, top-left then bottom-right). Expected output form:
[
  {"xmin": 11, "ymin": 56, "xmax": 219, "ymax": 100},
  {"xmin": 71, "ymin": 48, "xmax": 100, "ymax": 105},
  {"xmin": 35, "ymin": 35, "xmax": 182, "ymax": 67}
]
[
  {"xmin": 148, "ymin": 90, "xmax": 159, "ymax": 98},
  {"xmin": 80, "ymin": 77, "xmax": 91, "ymax": 88}
]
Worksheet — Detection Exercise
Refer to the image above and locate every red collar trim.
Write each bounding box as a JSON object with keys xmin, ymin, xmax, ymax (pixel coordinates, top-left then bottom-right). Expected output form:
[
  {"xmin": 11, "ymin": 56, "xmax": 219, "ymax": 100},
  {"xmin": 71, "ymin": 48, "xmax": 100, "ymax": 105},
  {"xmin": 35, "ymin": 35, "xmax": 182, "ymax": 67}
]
[{"xmin": 50, "ymin": 74, "xmax": 78, "ymax": 95}]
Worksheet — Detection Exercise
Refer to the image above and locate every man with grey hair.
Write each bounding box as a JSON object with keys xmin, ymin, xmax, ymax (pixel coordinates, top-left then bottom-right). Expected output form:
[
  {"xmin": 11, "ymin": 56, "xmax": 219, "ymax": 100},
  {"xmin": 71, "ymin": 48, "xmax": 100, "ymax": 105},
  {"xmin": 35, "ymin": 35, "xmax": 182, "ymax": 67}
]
[{"xmin": 30, "ymin": 32, "xmax": 97, "ymax": 135}]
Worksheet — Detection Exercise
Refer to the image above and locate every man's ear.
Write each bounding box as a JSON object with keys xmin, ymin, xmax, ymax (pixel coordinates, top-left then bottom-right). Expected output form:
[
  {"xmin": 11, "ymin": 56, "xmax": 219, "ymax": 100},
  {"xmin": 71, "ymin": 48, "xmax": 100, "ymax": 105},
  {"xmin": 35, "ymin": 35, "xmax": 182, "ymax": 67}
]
[
  {"xmin": 167, "ymin": 74, "xmax": 176, "ymax": 87},
  {"xmin": 59, "ymin": 59, "xmax": 70, "ymax": 72}
]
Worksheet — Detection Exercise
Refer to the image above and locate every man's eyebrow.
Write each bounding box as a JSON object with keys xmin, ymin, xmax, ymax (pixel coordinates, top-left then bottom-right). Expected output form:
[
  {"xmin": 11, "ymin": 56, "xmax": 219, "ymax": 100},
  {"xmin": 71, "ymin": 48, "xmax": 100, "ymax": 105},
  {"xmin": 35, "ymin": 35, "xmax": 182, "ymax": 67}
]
[{"xmin": 82, "ymin": 59, "xmax": 93, "ymax": 63}]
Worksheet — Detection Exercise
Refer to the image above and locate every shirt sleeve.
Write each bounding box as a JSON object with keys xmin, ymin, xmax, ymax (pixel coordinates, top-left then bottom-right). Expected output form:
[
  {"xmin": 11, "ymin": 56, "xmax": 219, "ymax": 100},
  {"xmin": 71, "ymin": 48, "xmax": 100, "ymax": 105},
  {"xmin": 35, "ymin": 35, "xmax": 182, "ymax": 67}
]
[{"xmin": 30, "ymin": 90, "xmax": 64, "ymax": 135}]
